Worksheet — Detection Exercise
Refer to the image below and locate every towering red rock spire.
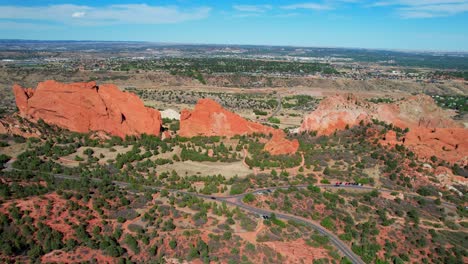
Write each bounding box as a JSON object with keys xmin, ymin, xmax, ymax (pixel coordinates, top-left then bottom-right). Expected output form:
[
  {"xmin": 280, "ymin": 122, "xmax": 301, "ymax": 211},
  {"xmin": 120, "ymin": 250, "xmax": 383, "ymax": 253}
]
[
  {"xmin": 13, "ymin": 80, "xmax": 162, "ymax": 138},
  {"xmin": 180, "ymin": 98, "xmax": 298, "ymax": 155}
]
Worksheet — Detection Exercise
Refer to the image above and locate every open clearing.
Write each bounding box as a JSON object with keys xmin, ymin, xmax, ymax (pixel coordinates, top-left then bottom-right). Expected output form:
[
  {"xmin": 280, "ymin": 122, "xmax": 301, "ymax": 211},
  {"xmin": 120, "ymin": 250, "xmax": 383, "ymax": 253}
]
[{"xmin": 157, "ymin": 160, "xmax": 253, "ymax": 178}]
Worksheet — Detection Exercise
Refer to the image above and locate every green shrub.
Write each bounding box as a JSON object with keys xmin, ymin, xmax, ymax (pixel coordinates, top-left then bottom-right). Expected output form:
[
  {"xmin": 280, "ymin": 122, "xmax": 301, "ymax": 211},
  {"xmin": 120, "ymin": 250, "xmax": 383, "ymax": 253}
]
[
  {"xmin": 243, "ymin": 193, "xmax": 256, "ymax": 203},
  {"xmin": 320, "ymin": 217, "xmax": 335, "ymax": 230}
]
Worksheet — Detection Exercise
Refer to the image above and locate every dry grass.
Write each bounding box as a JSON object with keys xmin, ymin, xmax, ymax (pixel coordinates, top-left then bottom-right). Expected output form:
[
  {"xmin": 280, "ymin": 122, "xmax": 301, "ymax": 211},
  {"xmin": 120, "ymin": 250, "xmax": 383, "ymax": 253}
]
[{"xmin": 158, "ymin": 160, "xmax": 253, "ymax": 179}]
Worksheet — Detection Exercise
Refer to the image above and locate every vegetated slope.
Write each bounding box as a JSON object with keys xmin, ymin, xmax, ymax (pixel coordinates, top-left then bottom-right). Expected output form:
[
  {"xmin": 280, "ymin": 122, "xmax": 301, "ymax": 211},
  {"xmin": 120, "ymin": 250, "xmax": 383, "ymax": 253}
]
[{"xmin": 0, "ymin": 111, "xmax": 466, "ymax": 263}]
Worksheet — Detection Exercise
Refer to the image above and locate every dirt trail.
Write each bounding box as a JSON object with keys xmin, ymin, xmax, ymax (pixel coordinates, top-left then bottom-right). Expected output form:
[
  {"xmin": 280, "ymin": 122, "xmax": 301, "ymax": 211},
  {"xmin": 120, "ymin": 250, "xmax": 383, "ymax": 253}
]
[{"xmin": 236, "ymin": 219, "xmax": 265, "ymax": 244}]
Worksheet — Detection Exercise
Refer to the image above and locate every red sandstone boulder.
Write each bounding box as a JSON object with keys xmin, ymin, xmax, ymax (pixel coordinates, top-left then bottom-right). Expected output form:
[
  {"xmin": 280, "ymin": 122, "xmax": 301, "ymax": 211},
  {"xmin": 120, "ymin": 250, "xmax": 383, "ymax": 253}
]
[
  {"xmin": 381, "ymin": 127, "xmax": 468, "ymax": 165},
  {"xmin": 300, "ymin": 93, "xmax": 467, "ymax": 164},
  {"xmin": 179, "ymin": 99, "xmax": 278, "ymax": 137},
  {"xmin": 13, "ymin": 80, "xmax": 162, "ymax": 138},
  {"xmin": 264, "ymin": 134, "xmax": 300, "ymax": 156},
  {"xmin": 180, "ymin": 99, "xmax": 298, "ymax": 155},
  {"xmin": 300, "ymin": 94, "xmax": 372, "ymax": 135},
  {"xmin": 0, "ymin": 122, "xmax": 6, "ymax": 135},
  {"xmin": 300, "ymin": 94, "xmax": 461, "ymax": 135}
]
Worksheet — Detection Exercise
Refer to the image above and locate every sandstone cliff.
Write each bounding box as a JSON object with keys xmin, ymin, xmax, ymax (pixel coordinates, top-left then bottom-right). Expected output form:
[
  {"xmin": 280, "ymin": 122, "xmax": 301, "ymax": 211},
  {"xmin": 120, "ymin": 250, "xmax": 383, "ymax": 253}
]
[
  {"xmin": 300, "ymin": 94, "xmax": 467, "ymax": 164},
  {"xmin": 179, "ymin": 99, "xmax": 298, "ymax": 155},
  {"xmin": 13, "ymin": 80, "xmax": 162, "ymax": 138}
]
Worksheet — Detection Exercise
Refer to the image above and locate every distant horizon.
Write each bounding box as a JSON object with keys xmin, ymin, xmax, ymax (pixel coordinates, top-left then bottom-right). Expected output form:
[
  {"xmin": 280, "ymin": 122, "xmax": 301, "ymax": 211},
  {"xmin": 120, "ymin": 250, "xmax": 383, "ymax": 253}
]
[
  {"xmin": 0, "ymin": 1, "xmax": 467, "ymax": 52},
  {"xmin": 1, "ymin": 38, "xmax": 468, "ymax": 54}
]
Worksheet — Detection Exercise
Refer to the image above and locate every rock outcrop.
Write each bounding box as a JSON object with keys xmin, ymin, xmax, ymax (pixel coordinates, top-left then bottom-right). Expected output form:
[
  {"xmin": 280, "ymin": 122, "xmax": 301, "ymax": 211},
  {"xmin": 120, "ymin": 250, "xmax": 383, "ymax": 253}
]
[
  {"xmin": 180, "ymin": 99, "xmax": 298, "ymax": 155},
  {"xmin": 264, "ymin": 134, "xmax": 300, "ymax": 156},
  {"xmin": 299, "ymin": 94, "xmax": 461, "ymax": 135},
  {"xmin": 0, "ymin": 116, "xmax": 42, "ymax": 138},
  {"xmin": 299, "ymin": 94, "xmax": 371, "ymax": 135},
  {"xmin": 300, "ymin": 94, "xmax": 467, "ymax": 164},
  {"xmin": 179, "ymin": 99, "xmax": 278, "ymax": 137},
  {"xmin": 381, "ymin": 127, "xmax": 468, "ymax": 165},
  {"xmin": 13, "ymin": 80, "xmax": 162, "ymax": 138}
]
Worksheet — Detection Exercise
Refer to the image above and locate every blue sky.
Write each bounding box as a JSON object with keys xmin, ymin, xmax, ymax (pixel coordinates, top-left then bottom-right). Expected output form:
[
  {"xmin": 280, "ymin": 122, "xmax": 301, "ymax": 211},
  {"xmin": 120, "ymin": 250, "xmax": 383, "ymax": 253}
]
[{"xmin": 0, "ymin": 1, "xmax": 467, "ymax": 51}]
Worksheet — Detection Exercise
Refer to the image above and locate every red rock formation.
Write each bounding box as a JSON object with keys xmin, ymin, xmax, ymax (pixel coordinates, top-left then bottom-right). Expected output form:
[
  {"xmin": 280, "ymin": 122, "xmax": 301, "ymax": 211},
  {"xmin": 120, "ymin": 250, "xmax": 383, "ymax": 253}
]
[
  {"xmin": 0, "ymin": 116, "xmax": 41, "ymax": 138},
  {"xmin": 300, "ymin": 94, "xmax": 467, "ymax": 164},
  {"xmin": 434, "ymin": 166, "xmax": 468, "ymax": 186},
  {"xmin": 300, "ymin": 94, "xmax": 461, "ymax": 135},
  {"xmin": 299, "ymin": 94, "xmax": 373, "ymax": 135},
  {"xmin": 13, "ymin": 80, "xmax": 162, "ymax": 138},
  {"xmin": 0, "ymin": 121, "xmax": 6, "ymax": 135},
  {"xmin": 180, "ymin": 99, "xmax": 298, "ymax": 155},
  {"xmin": 264, "ymin": 134, "xmax": 300, "ymax": 156},
  {"xmin": 13, "ymin": 85, "xmax": 34, "ymax": 114},
  {"xmin": 381, "ymin": 127, "xmax": 468, "ymax": 165},
  {"xmin": 179, "ymin": 99, "xmax": 279, "ymax": 137}
]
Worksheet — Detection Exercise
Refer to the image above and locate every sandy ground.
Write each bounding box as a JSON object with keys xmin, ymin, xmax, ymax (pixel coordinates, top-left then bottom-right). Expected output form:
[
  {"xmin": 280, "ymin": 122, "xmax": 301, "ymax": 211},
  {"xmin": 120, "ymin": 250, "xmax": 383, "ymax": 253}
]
[
  {"xmin": 158, "ymin": 160, "xmax": 253, "ymax": 178},
  {"xmin": 236, "ymin": 219, "xmax": 264, "ymax": 244},
  {"xmin": 363, "ymin": 166, "xmax": 383, "ymax": 188},
  {"xmin": 0, "ymin": 141, "xmax": 27, "ymax": 158},
  {"xmin": 264, "ymin": 239, "xmax": 330, "ymax": 264},
  {"xmin": 41, "ymin": 246, "xmax": 116, "ymax": 263},
  {"xmin": 59, "ymin": 145, "xmax": 132, "ymax": 167}
]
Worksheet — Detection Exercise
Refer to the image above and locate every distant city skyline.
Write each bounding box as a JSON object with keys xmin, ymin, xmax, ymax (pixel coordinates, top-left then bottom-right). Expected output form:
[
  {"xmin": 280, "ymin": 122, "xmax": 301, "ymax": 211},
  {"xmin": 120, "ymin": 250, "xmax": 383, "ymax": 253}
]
[{"xmin": 0, "ymin": 0, "xmax": 467, "ymax": 51}]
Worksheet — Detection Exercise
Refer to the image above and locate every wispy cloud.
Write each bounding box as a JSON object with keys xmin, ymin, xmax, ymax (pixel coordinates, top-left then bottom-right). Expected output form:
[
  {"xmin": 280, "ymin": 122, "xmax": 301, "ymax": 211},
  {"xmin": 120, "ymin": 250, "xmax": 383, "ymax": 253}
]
[
  {"xmin": 371, "ymin": 0, "xmax": 468, "ymax": 18},
  {"xmin": 0, "ymin": 4, "xmax": 211, "ymax": 26},
  {"xmin": 281, "ymin": 3, "xmax": 333, "ymax": 11},
  {"xmin": 0, "ymin": 21, "xmax": 60, "ymax": 30},
  {"xmin": 233, "ymin": 4, "xmax": 272, "ymax": 13}
]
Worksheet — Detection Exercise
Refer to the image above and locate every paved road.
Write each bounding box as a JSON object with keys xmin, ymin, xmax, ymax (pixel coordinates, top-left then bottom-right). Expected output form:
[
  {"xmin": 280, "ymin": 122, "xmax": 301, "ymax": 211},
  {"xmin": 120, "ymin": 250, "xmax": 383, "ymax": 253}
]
[
  {"xmin": 219, "ymin": 183, "xmax": 455, "ymax": 209},
  {"xmin": 3, "ymin": 167, "xmax": 458, "ymax": 264},
  {"xmin": 260, "ymin": 94, "xmax": 282, "ymax": 123},
  {"xmin": 222, "ymin": 197, "xmax": 365, "ymax": 264},
  {"xmin": 4, "ymin": 167, "xmax": 363, "ymax": 263},
  {"xmin": 269, "ymin": 94, "xmax": 282, "ymax": 119}
]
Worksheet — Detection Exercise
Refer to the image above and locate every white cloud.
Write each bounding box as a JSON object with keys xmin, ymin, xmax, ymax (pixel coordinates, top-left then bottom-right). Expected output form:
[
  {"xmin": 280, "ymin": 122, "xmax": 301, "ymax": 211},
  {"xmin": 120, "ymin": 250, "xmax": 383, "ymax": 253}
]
[
  {"xmin": 71, "ymin": 12, "xmax": 86, "ymax": 18},
  {"xmin": 0, "ymin": 4, "xmax": 211, "ymax": 25},
  {"xmin": 233, "ymin": 4, "xmax": 272, "ymax": 12},
  {"xmin": 374, "ymin": 0, "xmax": 467, "ymax": 7},
  {"xmin": 371, "ymin": 0, "xmax": 468, "ymax": 18},
  {"xmin": 0, "ymin": 21, "xmax": 60, "ymax": 30},
  {"xmin": 281, "ymin": 3, "xmax": 333, "ymax": 10}
]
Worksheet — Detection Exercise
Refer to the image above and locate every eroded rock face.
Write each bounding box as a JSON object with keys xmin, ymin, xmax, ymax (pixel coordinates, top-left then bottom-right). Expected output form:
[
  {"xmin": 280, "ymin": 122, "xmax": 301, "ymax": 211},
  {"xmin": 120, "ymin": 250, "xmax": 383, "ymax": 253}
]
[
  {"xmin": 300, "ymin": 94, "xmax": 467, "ymax": 164},
  {"xmin": 180, "ymin": 99, "xmax": 278, "ymax": 137},
  {"xmin": 299, "ymin": 94, "xmax": 371, "ymax": 135},
  {"xmin": 180, "ymin": 99, "xmax": 298, "ymax": 155},
  {"xmin": 434, "ymin": 166, "xmax": 468, "ymax": 187},
  {"xmin": 381, "ymin": 127, "xmax": 468, "ymax": 165},
  {"xmin": 264, "ymin": 134, "xmax": 300, "ymax": 156},
  {"xmin": 13, "ymin": 80, "xmax": 162, "ymax": 138},
  {"xmin": 0, "ymin": 116, "xmax": 42, "ymax": 138},
  {"xmin": 300, "ymin": 94, "xmax": 460, "ymax": 135},
  {"xmin": 0, "ymin": 122, "xmax": 6, "ymax": 135}
]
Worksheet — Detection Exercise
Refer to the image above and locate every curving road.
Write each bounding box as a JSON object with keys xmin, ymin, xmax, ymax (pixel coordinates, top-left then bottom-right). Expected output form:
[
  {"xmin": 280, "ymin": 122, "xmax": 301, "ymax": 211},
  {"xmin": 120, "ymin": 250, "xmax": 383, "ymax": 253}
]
[
  {"xmin": 259, "ymin": 94, "xmax": 282, "ymax": 123},
  {"xmin": 52, "ymin": 177, "xmax": 365, "ymax": 263},
  {"xmin": 269, "ymin": 94, "xmax": 282, "ymax": 119},
  {"xmin": 222, "ymin": 197, "xmax": 365, "ymax": 264},
  {"xmin": 4, "ymin": 166, "xmax": 457, "ymax": 264}
]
